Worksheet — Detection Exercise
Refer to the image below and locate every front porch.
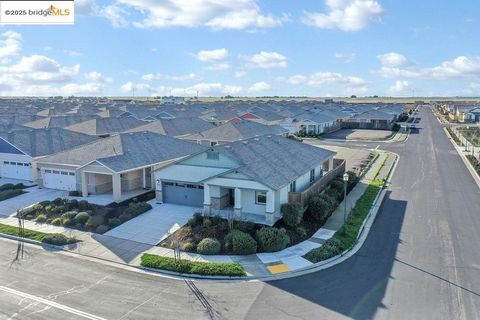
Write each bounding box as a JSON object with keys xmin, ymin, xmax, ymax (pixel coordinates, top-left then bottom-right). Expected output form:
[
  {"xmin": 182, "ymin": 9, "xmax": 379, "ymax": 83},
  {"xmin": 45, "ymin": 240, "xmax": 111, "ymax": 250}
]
[
  {"xmin": 203, "ymin": 184, "xmax": 280, "ymax": 226},
  {"xmin": 80, "ymin": 165, "xmax": 154, "ymax": 204}
]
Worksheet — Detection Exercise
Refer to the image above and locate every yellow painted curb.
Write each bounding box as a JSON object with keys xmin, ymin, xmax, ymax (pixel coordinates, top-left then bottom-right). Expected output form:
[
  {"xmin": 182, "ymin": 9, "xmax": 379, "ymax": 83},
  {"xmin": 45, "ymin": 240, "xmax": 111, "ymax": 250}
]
[{"xmin": 267, "ymin": 263, "xmax": 290, "ymax": 274}]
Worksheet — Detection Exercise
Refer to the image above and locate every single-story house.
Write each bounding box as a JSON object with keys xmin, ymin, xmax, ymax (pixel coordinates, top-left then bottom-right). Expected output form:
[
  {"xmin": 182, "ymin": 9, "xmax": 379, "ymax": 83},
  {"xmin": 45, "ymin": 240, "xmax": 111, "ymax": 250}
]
[
  {"xmin": 466, "ymin": 107, "xmax": 480, "ymax": 123},
  {"xmin": 281, "ymin": 111, "xmax": 338, "ymax": 135},
  {"xmin": 342, "ymin": 110, "xmax": 396, "ymax": 130},
  {"xmin": 35, "ymin": 132, "xmax": 207, "ymax": 202},
  {"xmin": 155, "ymin": 135, "xmax": 337, "ymax": 225},
  {"xmin": 126, "ymin": 118, "xmax": 215, "ymax": 138},
  {"xmin": 182, "ymin": 120, "xmax": 288, "ymax": 146},
  {"xmin": 0, "ymin": 128, "xmax": 98, "ymax": 181}
]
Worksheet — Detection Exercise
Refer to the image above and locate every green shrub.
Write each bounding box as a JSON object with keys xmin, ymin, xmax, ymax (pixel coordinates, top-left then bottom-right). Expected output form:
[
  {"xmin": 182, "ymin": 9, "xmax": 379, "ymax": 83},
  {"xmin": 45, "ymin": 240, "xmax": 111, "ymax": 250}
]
[
  {"xmin": 256, "ymin": 227, "xmax": 290, "ymax": 252},
  {"xmin": 123, "ymin": 202, "xmax": 152, "ymax": 217},
  {"xmin": 325, "ymin": 187, "xmax": 342, "ymax": 202},
  {"xmin": 85, "ymin": 214, "xmax": 104, "ymax": 230},
  {"xmin": 304, "ymin": 238, "xmax": 342, "ymax": 263},
  {"xmin": 307, "ymin": 195, "xmax": 334, "ymax": 223},
  {"xmin": 18, "ymin": 206, "xmax": 37, "ymax": 218},
  {"xmin": 295, "ymin": 226, "xmax": 307, "ymax": 238},
  {"xmin": 74, "ymin": 212, "xmax": 90, "ymax": 225},
  {"xmin": 108, "ymin": 218, "xmax": 121, "ymax": 228},
  {"xmin": 0, "ymin": 189, "xmax": 23, "ymax": 201},
  {"xmin": 78, "ymin": 200, "xmax": 90, "ymax": 211},
  {"xmin": 203, "ymin": 218, "xmax": 212, "ymax": 227},
  {"xmin": 68, "ymin": 199, "xmax": 79, "ymax": 208},
  {"xmin": 140, "ymin": 254, "xmax": 246, "ymax": 277},
  {"xmin": 187, "ymin": 212, "xmax": 203, "ymax": 227},
  {"xmin": 35, "ymin": 214, "xmax": 47, "ymax": 223},
  {"xmin": 96, "ymin": 225, "xmax": 109, "ymax": 234},
  {"xmin": 62, "ymin": 218, "xmax": 73, "ymax": 227},
  {"xmin": 181, "ymin": 242, "xmax": 196, "ymax": 252},
  {"xmin": 281, "ymin": 203, "xmax": 304, "ymax": 227},
  {"xmin": 119, "ymin": 213, "xmax": 133, "ymax": 223},
  {"xmin": 14, "ymin": 183, "xmax": 26, "ymax": 189},
  {"xmin": 41, "ymin": 233, "xmax": 74, "ymax": 246},
  {"xmin": 51, "ymin": 218, "xmax": 62, "ymax": 226},
  {"xmin": 196, "ymin": 238, "xmax": 221, "ymax": 255},
  {"xmin": 61, "ymin": 211, "xmax": 78, "ymax": 220},
  {"xmin": 330, "ymin": 180, "xmax": 344, "ymax": 193},
  {"xmin": 234, "ymin": 221, "xmax": 256, "ymax": 234},
  {"xmin": 53, "ymin": 198, "xmax": 63, "ymax": 206},
  {"xmin": 39, "ymin": 200, "xmax": 51, "ymax": 207},
  {"xmin": 0, "ymin": 183, "xmax": 15, "ymax": 191},
  {"xmin": 225, "ymin": 230, "xmax": 257, "ymax": 255}
]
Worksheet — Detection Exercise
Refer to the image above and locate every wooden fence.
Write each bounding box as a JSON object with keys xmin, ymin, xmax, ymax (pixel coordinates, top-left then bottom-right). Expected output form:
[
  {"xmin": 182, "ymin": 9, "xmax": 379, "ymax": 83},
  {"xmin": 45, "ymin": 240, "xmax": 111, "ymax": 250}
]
[{"xmin": 288, "ymin": 159, "xmax": 346, "ymax": 206}]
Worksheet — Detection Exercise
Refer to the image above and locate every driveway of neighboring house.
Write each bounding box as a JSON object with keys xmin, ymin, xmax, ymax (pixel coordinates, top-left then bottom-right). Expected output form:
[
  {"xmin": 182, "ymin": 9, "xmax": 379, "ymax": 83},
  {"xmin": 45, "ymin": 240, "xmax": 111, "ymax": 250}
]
[
  {"xmin": 0, "ymin": 187, "xmax": 66, "ymax": 217},
  {"xmin": 104, "ymin": 202, "xmax": 200, "ymax": 245}
]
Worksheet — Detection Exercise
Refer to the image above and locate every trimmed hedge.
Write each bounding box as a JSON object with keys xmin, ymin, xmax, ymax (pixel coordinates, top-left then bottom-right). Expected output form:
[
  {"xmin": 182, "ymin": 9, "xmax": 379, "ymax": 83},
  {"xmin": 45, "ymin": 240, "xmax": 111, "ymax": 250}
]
[
  {"xmin": 280, "ymin": 203, "xmax": 304, "ymax": 227},
  {"xmin": 124, "ymin": 202, "xmax": 152, "ymax": 217},
  {"xmin": 140, "ymin": 253, "xmax": 246, "ymax": 277},
  {"xmin": 0, "ymin": 189, "xmax": 24, "ymax": 201},
  {"xmin": 307, "ymin": 194, "xmax": 335, "ymax": 223},
  {"xmin": 42, "ymin": 233, "xmax": 76, "ymax": 246},
  {"xmin": 196, "ymin": 238, "xmax": 221, "ymax": 255},
  {"xmin": 256, "ymin": 227, "xmax": 290, "ymax": 252}
]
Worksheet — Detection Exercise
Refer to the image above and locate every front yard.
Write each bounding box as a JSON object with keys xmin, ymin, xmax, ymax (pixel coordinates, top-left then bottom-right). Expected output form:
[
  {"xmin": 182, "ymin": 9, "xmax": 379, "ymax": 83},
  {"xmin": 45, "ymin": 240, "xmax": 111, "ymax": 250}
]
[
  {"xmin": 460, "ymin": 127, "xmax": 480, "ymax": 147},
  {"xmin": 17, "ymin": 192, "xmax": 154, "ymax": 234},
  {"xmin": 159, "ymin": 171, "xmax": 360, "ymax": 256}
]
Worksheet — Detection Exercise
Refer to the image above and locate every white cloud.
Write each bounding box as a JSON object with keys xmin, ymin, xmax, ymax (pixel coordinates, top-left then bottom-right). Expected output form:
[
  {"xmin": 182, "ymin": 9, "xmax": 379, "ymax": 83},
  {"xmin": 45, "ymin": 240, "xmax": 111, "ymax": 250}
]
[
  {"xmin": 100, "ymin": 4, "xmax": 129, "ymax": 28},
  {"xmin": 0, "ymin": 31, "xmax": 22, "ymax": 62},
  {"xmin": 235, "ymin": 71, "xmax": 247, "ymax": 78},
  {"xmin": 335, "ymin": 52, "xmax": 356, "ymax": 63},
  {"xmin": 241, "ymin": 51, "xmax": 288, "ymax": 69},
  {"xmin": 141, "ymin": 73, "xmax": 202, "ymax": 81},
  {"xmin": 248, "ymin": 81, "xmax": 271, "ymax": 92},
  {"xmin": 279, "ymin": 71, "xmax": 368, "ymax": 95},
  {"xmin": 388, "ymin": 80, "xmax": 412, "ymax": 96},
  {"xmin": 195, "ymin": 48, "xmax": 230, "ymax": 70},
  {"xmin": 64, "ymin": 50, "xmax": 83, "ymax": 57},
  {"xmin": 377, "ymin": 55, "xmax": 480, "ymax": 80},
  {"xmin": 75, "ymin": 0, "xmax": 97, "ymax": 15},
  {"xmin": 302, "ymin": 0, "xmax": 383, "ymax": 31},
  {"xmin": 85, "ymin": 71, "xmax": 113, "ymax": 83},
  {"xmin": 377, "ymin": 52, "xmax": 407, "ymax": 67},
  {"xmin": 120, "ymin": 81, "xmax": 243, "ymax": 97},
  {"xmin": 102, "ymin": 0, "xmax": 284, "ymax": 30}
]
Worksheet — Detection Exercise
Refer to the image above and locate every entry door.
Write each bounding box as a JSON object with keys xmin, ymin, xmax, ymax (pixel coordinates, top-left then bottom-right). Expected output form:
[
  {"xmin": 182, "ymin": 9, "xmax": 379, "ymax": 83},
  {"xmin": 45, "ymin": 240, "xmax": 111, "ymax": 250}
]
[{"xmin": 144, "ymin": 167, "xmax": 152, "ymax": 189}]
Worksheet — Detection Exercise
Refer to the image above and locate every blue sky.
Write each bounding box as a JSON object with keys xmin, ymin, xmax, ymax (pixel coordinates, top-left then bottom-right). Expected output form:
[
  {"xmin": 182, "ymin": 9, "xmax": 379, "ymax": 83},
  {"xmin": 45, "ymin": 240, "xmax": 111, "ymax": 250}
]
[{"xmin": 0, "ymin": 0, "xmax": 479, "ymax": 97}]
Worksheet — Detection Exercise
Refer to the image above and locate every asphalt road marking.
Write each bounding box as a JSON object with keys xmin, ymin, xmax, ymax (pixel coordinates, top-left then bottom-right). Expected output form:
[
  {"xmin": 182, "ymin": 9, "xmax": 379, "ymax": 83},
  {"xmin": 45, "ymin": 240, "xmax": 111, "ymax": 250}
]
[{"xmin": 0, "ymin": 285, "xmax": 107, "ymax": 320}]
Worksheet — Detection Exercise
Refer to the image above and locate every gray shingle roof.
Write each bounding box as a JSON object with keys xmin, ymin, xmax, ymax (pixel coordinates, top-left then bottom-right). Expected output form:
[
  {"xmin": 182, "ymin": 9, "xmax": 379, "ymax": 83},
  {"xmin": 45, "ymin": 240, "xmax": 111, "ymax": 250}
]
[
  {"xmin": 65, "ymin": 117, "xmax": 146, "ymax": 135},
  {"xmin": 0, "ymin": 128, "xmax": 99, "ymax": 158},
  {"xmin": 39, "ymin": 131, "xmax": 208, "ymax": 172},
  {"xmin": 126, "ymin": 118, "xmax": 215, "ymax": 137},
  {"xmin": 215, "ymin": 135, "xmax": 336, "ymax": 190}
]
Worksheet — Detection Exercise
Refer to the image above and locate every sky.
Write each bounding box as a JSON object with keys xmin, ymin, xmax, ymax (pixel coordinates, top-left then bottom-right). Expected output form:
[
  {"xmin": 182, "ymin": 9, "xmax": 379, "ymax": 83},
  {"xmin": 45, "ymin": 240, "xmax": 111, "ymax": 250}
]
[{"xmin": 0, "ymin": 0, "xmax": 479, "ymax": 97}]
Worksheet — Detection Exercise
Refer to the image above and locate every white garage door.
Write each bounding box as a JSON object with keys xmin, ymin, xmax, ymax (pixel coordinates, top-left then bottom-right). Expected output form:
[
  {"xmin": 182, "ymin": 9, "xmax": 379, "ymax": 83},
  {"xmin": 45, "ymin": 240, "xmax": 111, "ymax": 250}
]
[
  {"xmin": 1, "ymin": 161, "xmax": 32, "ymax": 181},
  {"xmin": 42, "ymin": 169, "xmax": 76, "ymax": 191}
]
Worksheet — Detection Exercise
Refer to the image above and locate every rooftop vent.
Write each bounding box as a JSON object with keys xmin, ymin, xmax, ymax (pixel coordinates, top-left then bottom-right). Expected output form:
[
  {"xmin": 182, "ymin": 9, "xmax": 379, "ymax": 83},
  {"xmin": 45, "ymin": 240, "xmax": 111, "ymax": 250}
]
[
  {"xmin": 242, "ymin": 141, "xmax": 248, "ymax": 144},
  {"xmin": 225, "ymin": 145, "xmax": 231, "ymax": 149}
]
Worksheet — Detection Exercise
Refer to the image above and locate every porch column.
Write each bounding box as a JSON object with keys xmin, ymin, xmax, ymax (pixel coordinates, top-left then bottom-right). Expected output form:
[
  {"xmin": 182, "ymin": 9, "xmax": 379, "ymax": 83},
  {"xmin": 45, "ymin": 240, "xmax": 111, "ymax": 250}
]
[
  {"xmin": 203, "ymin": 184, "xmax": 211, "ymax": 216},
  {"xmin": 81, "ymin": 172, "xmax": 88, "ymax": 197},
  {"xmin": 328, "ymin": 158, "xmax": 334, "ymax": 171},
  {"xmin": 155, "ymin": 179, "xmax": 163, "ymax": 203},
  {"xmin": 234, "ymin": 188, "xmax": 242, "ymax": 219},
  {"xmin": 265, "ymin": 190, "xmax": 275, "ymax": 225},
  {"xmin": 112, "ymin": 173, "xmax": 121, "ymax": 203}
]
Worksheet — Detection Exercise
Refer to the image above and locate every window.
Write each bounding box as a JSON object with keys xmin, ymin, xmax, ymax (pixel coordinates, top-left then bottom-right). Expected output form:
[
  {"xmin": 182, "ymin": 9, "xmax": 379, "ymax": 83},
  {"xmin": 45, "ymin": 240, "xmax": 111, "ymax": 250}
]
[
  {"xmin": 186, "ymin": 184, "xmax": 197, "ymax": 189},
  {"xmin": 164, "ymin": 182, "xmax": 174, "ymax": 186},
  {"xmin": 17, "ymin": 163, "xmax": 24, "ymax": 166},
  {"xmin": 3, "ymin": 161, "xmax": 9, "ymax": 164},
  {"xmin": 206, "ymin": 151, "xmax": 219, "ymax": 160},
  {"xmin": 175, "ymin": 183, "xmax": 186, "ymax": 187},
  {"xmin": 10, "ymin": 162, "xmax": 16, "ymax": 165},
  {"xmin": 61, "ymin": 171, "xmax": 68, "ymax": 175},
  {"xmin": 289, "ymin": 180, "xmax": 296, "ymax": 192},
  {"xmin": 44, "ymin": 169, "xmax": 52, "ymax": 173},
  {"xmin": 310, "ymin": 169, "xmax": 315, "ymax": 184},
  {"xmin": 68, "ymin": 172, "xmax": 75, "ymax": 176},
  {"xmin": 210, "ymin": 141, "xmax": 218, "ymax": 146},
  {"xmin": 256, "ymin": 191, "xmax": 266, "ymax": 205},
  {"xmin": 53, "ymin": 170, "xmax": 60, "ymax": 174},
  {"xmin": 198, "ymin": 185, "xmax": 204, "ymax": 190}
]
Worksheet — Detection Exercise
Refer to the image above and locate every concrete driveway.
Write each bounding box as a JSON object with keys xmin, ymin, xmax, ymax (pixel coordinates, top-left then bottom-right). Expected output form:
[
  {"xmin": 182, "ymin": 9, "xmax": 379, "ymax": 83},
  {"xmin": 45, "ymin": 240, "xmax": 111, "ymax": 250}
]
[
  {"xmin": 104, "ymin": 202, "xmax": 200, "ymax": 245},
  {"xmin": 0, "ymin": 187, "xmax": 65, "ymax": 217}
]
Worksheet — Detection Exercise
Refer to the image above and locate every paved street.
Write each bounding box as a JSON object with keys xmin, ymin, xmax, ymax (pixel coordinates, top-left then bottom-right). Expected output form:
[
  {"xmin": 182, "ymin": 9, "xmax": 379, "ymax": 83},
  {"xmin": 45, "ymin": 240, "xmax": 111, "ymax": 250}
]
[{"xmin": 1, "ymin": 107, "xmax": 480, "ymax": 319}]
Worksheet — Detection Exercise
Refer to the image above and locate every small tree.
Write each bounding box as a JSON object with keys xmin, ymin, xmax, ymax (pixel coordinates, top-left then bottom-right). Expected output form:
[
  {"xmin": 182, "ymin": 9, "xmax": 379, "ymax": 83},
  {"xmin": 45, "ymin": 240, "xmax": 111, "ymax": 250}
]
[
  {"xmin": 281, "ymin": 203, "xmax": 305, "ymax": 227},
  {"xmin": 307, "ymin": 195, "xmax": 333, "ymax": 223},
  {"xmin": 256, "ymin": 227, "xmax": 290, "ymax": 252}
]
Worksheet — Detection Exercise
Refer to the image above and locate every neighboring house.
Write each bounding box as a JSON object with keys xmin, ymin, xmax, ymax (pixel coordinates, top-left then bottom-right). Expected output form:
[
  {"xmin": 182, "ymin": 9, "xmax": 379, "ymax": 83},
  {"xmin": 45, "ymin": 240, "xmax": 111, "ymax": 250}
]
[
  {"xmin": 126, "ymin": 118, "xmax": 215, "ymax": 138},
  {"xmin": 244, "ymin": 107, "xmax": 284, "ymax": 125},
  {"xmin": 342, "ymin": 110, "xmax": 396, "ymax": 130},
  {"xmin": 36, "ymin": 132, "xmax": 207, "ymax": 202},
  {"xmin": 281, "ymin": 111, "xmax": 337, "ymax": 135},
  {"xmin": 64, "ymin": 117, "xmax": 147, "ymax": 137},
  {"xmin": 466, "ymin": 107, "xmax": 480, "ymax": 123},
  {"xmin": 0, "ymin": 128, "xmax": 98, "ymax": 181},
  {"xmin": 183, "ymin": 120, "xmax": 289, "ymax": 146},
  {"xmin": 23, "ymin": 115, "xmax": 99, "ymax": 129},
  {"xmin": 155, "ymin": 135, "xmax": 336, "ymax": 225}
]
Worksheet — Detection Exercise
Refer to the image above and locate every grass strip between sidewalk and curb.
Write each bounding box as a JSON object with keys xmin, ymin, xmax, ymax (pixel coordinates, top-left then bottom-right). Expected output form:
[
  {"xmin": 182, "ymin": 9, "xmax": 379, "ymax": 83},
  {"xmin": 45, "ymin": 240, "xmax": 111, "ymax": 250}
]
[
  {"xmin": 0, "ymin": 223, "xmax": 48, "ymax": 242},
  {"xmin": 140, "ymin": 253, "xmax": 247, "ymax": 277},
  {"xmin": 303, "ymin": 179, "xmax": 383, "ymax": 263}
]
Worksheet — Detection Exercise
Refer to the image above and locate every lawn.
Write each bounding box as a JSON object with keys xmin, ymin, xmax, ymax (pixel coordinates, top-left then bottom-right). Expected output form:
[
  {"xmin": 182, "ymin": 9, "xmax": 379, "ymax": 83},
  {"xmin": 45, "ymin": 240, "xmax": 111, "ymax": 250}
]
[{"xmin": 0, "ymin": 222, "xmax": 47, "ymax": 241}]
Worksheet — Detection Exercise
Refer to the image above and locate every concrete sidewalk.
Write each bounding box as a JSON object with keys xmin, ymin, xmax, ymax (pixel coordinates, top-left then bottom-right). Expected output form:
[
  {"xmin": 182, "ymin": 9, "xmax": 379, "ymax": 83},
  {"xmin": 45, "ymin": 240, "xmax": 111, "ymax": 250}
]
[{"xmin": 0, "ymin": 151, "xmax": 395, "ymax": 278}]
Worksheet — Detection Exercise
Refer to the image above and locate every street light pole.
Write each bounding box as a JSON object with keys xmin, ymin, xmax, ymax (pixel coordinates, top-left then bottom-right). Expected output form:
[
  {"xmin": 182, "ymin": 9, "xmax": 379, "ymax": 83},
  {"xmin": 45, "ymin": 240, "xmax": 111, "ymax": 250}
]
[{"xmin": 342, "ymin": 172, "xmax": 349, "ymax": 234}]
